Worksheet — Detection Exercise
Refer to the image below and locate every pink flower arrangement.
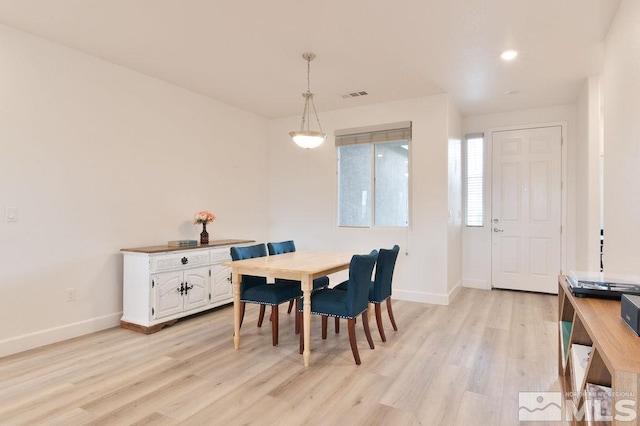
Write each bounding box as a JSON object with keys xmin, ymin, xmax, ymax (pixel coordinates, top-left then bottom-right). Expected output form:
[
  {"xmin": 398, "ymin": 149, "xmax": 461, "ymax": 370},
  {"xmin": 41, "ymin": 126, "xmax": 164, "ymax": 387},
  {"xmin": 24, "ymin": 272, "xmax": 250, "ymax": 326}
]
[{"xmin": 193, "ymin": 211, "xmax": 216, "ymax": 225}]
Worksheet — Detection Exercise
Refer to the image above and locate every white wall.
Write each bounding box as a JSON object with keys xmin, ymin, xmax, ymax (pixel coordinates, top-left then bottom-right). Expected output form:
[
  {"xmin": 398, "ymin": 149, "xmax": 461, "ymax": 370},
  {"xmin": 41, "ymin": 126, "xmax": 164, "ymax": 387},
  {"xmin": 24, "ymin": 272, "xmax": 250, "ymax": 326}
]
[
  {"xmin": 268, "ymin": 95, "xmax": 460, "ymax": 305},
  {"xmin": 575, "ymin": 77, "xmax": 603, "ymax": 271},
  {"xmin": 0, "ymin": 25, "xmax": 270, "ymax": 357},
  {"xmin": 447, "ymin": 100, "xmax": 463, "ymax": 294},
  {"xmin": 461, "ymin": 105, "xmax": 577, "ymax": 289},
  {"xmin": 601, "ymin": 0, "xmax": 640, "ymax": 274}
]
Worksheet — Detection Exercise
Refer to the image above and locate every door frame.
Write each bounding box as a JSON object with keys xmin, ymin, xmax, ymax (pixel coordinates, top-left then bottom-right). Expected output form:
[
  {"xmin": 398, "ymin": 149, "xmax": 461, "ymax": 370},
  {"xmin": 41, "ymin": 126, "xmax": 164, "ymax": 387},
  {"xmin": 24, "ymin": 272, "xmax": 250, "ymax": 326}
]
[{"xmin": 488, "ymin": 122, "xmax": 568, "ymax": 287}]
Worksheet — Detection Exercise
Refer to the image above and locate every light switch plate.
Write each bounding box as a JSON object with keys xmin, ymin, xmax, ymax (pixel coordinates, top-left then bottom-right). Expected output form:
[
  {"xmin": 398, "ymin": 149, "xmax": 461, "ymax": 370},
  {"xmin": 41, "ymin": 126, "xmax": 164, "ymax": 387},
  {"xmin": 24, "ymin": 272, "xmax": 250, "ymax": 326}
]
[{"xmin": 5, "ymin": 207, "xmax": 18, "ymax": 222}]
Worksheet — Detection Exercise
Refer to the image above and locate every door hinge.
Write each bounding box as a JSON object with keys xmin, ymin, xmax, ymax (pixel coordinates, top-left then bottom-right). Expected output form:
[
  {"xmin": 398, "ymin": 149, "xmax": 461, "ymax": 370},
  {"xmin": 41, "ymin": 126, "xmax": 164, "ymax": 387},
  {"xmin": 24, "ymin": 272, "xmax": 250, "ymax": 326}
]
[
  {"xmin": 209, "ymin": 269, "xmax": 211, "ymax": 277},
  {"xmin": 151, "ymin": 307, "xmax": 155, "ymax": 315},
  {"xmin": 209, "ymin": 293, "xmax": 211, "ymax": 301},
  {"xmin": 152, "ymin": 279, "xmax": 155, "ymax": 288},
  {"xmin": 560, "ymin": 225, "xmax": 563, "ymax": 234}
]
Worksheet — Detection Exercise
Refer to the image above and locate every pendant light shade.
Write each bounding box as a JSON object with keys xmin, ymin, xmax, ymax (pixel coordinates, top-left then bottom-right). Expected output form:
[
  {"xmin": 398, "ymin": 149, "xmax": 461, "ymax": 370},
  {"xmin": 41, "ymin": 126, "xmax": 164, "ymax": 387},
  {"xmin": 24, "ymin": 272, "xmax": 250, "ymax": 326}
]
[
  {"xmin": 290, "ymin": 53, "xmax": 327, "ymax": 149},
  {"xmin": 290, "ymin": 129, "xmax": 327, "ymax": 149}
]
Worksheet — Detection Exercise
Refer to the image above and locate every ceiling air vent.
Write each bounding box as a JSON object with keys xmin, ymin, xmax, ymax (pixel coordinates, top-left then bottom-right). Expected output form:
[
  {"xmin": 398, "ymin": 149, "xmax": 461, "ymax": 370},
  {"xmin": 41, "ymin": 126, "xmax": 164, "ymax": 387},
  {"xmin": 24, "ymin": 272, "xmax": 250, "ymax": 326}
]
[{"xmin": 342, "ymin": 91, "xmax": 369, "ymax": 99}]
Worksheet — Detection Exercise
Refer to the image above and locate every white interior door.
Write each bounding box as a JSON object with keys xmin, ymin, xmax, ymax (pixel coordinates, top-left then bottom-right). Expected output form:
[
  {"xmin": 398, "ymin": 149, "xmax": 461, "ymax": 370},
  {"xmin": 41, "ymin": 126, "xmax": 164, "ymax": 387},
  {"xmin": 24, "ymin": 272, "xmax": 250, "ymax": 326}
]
[{"xmin": 491, "ymin": 126, "xmax": 562, "ymax": 293}]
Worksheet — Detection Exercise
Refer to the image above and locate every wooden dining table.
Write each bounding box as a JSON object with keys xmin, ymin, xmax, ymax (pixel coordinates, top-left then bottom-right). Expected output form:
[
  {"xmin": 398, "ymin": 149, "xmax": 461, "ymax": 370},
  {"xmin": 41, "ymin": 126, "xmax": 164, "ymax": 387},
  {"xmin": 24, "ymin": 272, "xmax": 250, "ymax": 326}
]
[{"xmin": 224, "ymin": 250, "xmax": 354, "ymax": 366}]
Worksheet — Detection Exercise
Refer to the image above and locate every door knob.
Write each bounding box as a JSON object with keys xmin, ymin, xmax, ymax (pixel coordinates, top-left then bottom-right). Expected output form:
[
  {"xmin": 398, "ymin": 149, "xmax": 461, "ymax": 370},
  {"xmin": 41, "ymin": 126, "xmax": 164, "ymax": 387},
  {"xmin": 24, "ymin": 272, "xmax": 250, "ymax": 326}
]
[{"xmin": 493, "ymin": 227, "xmax": 504, "ymax": 233}]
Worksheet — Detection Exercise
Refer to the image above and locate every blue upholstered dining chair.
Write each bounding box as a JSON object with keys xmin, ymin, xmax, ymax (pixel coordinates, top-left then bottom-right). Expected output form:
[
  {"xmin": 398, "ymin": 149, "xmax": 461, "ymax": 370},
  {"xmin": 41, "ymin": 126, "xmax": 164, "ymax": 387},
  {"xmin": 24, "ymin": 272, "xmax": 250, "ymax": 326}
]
[
  {"xmin": 299, "ymin": 250, "xmax": 378, "ymax": 365},
  {"xmin": 230, "ymin": 243, "xmax": 302, "ymax": 346},
  {"xmin": 334, "ymin": 245, "xmax": 400, "ymax": 342},
  {"xmin": 267, "ymin": 240, "xmax": 330, "ymax": 333}
]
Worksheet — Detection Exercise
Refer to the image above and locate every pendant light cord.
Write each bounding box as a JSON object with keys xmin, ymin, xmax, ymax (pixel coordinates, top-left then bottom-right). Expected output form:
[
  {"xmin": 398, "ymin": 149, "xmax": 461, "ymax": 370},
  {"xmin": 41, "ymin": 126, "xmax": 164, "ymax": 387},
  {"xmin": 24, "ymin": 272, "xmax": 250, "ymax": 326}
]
[{"xmin": 306, "ymin": 56, "xmax": 324, "ymax": 133}]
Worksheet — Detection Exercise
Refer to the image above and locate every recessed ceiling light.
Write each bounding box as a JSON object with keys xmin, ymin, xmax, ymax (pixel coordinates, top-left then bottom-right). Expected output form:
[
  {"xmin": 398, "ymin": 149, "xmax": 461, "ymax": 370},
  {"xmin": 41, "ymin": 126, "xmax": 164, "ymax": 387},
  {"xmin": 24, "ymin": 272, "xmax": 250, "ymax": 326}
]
[{"xmin": 500, "ymin": 50, "xmax": 518, "ymax": 61}]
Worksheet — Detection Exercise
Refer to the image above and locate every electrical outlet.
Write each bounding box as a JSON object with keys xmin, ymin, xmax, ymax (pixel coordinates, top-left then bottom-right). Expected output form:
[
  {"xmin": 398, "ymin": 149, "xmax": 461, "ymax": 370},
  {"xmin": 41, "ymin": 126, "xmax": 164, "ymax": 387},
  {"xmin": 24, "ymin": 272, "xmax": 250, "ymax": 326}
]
[
  {"xmin": 66, "ymin": 288, "xmax": 77, "ymax": 302},
  {"xmin": 5, "ymin": 207, "xmax": 18, "ymax": 222}
]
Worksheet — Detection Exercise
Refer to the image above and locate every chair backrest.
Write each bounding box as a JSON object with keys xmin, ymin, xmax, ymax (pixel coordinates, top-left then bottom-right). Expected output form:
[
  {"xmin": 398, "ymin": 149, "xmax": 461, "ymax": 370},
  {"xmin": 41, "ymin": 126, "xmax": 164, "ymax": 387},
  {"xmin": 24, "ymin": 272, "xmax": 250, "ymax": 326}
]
[
  {"xmin": 345, "ymin": 250, "xmax": 378, "ymax": 317},
  {"xmin": 267, "ymin": 240, "xmax": 296, "ymax": 255},
  {"xmin": 371, "ymin": 245, "xmax": 400, "ymax": 302},
  {"xmin": 230, "ymin": 243, "xmax": 267, "ymax": 261},
  {"xmin": 230, "ymin": 243, "xmax": 268, "ymax": 290}
]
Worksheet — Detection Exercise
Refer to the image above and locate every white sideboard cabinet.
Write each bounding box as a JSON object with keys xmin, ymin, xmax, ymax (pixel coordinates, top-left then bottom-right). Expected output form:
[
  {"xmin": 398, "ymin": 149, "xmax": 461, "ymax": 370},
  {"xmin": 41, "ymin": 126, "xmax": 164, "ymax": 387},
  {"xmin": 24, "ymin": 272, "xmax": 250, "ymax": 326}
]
[{"xmin": 120, "ymin": 239, "xmax": 253, "ymax": 333}]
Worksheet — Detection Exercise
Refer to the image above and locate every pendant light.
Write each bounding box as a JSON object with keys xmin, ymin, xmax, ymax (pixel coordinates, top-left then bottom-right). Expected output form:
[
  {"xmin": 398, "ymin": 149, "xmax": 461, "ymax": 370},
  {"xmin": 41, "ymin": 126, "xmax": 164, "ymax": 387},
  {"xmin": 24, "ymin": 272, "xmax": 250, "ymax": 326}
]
[{"xmin": 289, "ymin": 52, "xmax": 327, "ymax": 149}]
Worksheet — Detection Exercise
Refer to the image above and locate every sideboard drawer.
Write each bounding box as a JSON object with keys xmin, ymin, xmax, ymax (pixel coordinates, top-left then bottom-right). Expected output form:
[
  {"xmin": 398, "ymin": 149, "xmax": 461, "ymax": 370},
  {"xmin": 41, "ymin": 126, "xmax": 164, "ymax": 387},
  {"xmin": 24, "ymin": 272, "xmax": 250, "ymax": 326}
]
[
  {"xmin": 210, "ymin": 248, "xmax": 231, "ymax": 263},
  {"xmin": 151, "ymin": 251, "xmax": 210, "ymax": 272}
]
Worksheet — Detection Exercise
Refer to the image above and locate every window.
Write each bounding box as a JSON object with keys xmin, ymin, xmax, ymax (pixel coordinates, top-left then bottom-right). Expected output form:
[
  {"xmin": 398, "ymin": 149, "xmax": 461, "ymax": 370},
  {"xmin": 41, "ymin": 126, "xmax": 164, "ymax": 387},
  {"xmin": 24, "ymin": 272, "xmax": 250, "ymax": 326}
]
[
  {"xmin": 464, "ymin": 133, "xmax": 484, "ymax": 227},
  {"xmin": 336, "ymin": 122, "xmax": 411, "ymax": 227}
]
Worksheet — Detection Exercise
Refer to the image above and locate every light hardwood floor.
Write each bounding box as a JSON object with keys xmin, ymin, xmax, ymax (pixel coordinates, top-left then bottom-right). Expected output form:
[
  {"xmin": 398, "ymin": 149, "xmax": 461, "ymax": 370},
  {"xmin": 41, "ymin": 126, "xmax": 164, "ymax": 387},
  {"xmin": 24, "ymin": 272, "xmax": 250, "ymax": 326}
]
[{"xmin": 0, "ymin": 288, "xmax": 564, "ymax": 425}]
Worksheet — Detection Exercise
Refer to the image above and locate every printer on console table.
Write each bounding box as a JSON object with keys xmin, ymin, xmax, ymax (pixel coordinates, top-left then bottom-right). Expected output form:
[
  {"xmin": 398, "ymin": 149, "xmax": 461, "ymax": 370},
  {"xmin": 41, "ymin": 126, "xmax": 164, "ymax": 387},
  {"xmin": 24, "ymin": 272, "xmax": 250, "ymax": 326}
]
[{"xmin": 120, "ymin": 239, "xmax": 254, "ymax": 334}]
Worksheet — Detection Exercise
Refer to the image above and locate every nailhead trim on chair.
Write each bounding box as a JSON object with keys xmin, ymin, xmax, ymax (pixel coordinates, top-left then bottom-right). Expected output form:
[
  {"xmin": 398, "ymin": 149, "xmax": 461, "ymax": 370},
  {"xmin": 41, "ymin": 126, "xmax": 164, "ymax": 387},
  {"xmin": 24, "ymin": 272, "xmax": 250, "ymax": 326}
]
[
  {"xmin": 296, "ymin": 306, "xmax": 362, "ymax": 320},
  {"xmin": 241, "ymin": 299, "xmax": 294, "ymax": 305},
  {"xmin": 308, "ymin": 309, "xmax": 367, "ymax": 320}
]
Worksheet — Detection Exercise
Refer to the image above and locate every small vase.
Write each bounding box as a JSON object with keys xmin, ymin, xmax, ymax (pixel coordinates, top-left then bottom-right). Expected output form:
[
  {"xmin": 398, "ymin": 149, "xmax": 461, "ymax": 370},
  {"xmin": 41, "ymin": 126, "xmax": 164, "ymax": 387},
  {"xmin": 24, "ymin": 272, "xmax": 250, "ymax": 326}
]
[{"xmin": 200, "ymin": 222, "xmax": 209, "ymax": 245}]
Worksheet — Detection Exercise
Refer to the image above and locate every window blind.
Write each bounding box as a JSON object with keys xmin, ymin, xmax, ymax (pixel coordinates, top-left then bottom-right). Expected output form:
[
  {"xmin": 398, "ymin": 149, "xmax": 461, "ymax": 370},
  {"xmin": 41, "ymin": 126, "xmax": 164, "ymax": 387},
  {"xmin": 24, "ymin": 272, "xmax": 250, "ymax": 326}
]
[{"xmin": 335, "ymin": 121, "xmax": 412, "ymax": 146}]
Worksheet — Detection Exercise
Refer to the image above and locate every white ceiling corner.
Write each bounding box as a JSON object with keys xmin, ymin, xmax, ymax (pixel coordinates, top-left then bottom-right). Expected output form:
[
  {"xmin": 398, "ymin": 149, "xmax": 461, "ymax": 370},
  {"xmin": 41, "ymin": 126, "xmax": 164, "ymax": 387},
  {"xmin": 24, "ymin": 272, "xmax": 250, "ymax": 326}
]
[{"xmin": 0, "ymin": 0, "xmax": 622, "ymax": 119}]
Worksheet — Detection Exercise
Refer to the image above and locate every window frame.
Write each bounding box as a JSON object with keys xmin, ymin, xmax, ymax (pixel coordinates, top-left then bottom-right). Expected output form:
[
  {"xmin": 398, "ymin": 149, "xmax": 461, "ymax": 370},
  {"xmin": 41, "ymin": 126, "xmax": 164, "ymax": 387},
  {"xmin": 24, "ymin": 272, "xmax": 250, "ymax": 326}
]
[
  {"xmin": 335, "ymin": 122, "xmax": 411, "ymax": 229},
  {"xmin": 463, "ymin": 133, "xmax": 485, "ymax": 227}
]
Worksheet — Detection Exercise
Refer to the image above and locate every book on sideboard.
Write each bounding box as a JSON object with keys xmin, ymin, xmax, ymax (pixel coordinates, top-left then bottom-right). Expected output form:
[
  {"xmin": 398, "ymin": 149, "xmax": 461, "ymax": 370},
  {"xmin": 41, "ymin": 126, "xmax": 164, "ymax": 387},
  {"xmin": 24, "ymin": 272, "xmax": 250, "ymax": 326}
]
[{"xmin": 167, "ymin": 240, "xmax": 198, "ymax": 247}]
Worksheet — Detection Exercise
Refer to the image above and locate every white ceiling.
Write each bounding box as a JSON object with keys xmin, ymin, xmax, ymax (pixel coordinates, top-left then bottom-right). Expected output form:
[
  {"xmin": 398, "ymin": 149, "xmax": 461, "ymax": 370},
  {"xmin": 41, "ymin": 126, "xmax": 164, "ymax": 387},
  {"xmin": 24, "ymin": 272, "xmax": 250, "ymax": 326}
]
[{"xmin": 0, "ymin": 0, "xmax": 621, "ymax": 119}]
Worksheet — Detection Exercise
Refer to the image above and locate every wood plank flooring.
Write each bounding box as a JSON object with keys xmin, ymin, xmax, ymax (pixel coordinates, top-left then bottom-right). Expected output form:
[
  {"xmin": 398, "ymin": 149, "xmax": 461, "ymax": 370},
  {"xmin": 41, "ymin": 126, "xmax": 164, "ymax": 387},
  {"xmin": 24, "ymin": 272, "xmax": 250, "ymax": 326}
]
[{"xmin": 0, "ymin": 288, "xmax": 565, "ymax": 425}]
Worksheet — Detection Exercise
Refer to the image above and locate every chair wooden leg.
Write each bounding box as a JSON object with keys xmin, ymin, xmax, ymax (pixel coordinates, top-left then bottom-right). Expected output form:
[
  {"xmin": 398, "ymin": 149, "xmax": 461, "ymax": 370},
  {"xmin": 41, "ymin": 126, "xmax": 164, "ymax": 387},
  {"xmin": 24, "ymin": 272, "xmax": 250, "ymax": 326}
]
[
  {"xmin": 386, "ymin": 297, "xmax": 398, "ymax": 331},
  {"xmin": 257, "ymin": 305, "xmax": 266, "ymax": 327},
  {"xmin": 272, "ymin": 305, "xmax": 279, "ymax": 346},
  {"xmin": 321, "ymin": 316, "xmax": 328, "ymax": 339},
  {"xmin": 375, "ymin": 303, "xmax": 386, "ymax": 342},
  {"xmin": 239, "ymin": 302, "xmax": 246, "ymax": 328},
  {"xmin": 335, "ymin": 317, "xmax": 340, "ymax": 334},
  {"xmin": 362, "ymin": 312, "xmax": 375, "ymax": 349},
  {"xmin": 287, "ymin": 299, "xmax": 294, "ymax": 314},
  {"xmin": 347, "ymin": 318, "xmax": 361, "ymax": 365},
  {"xmin": 295, "ymin": 300, "xmax": 300, "ymax": 335},
  {"xmin": 299, "ymin": 311, "xmax": 304, "ymax": 354}
]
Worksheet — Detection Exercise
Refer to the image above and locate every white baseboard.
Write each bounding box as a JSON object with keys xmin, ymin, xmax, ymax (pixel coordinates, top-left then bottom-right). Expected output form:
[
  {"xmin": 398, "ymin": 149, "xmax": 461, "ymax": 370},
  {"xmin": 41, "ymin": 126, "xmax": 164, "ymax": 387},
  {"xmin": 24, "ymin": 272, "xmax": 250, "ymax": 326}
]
[
  {"xmin": 394, "ymin": 280, "xmax": 465, "ymax": 306},
  {"xmin": 447, "ymin": 280, "xmax": 462, "ymax": 303},
  {"xmin": 0, "ymin": 312, "xmax": 122, "ymax": 358},
  {"xmin": 463, "ymin": 279, "xmax": 490, "ymax": 290},
  {"xmin": 394, "ymin": 289, "xmax": 450, "ymax": 305}
]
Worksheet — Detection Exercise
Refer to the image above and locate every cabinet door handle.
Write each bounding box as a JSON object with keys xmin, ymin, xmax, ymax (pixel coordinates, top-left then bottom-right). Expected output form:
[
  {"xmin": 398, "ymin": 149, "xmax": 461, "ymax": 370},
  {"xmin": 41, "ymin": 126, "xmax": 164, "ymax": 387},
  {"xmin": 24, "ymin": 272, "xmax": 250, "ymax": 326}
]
[
  {"xmin": 185, "ymin": 283, "xmax": 194, "ymax": 295},
  {"xmin": 177, "ymin": 282, "xmax": 184, "ymax": 295}
]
